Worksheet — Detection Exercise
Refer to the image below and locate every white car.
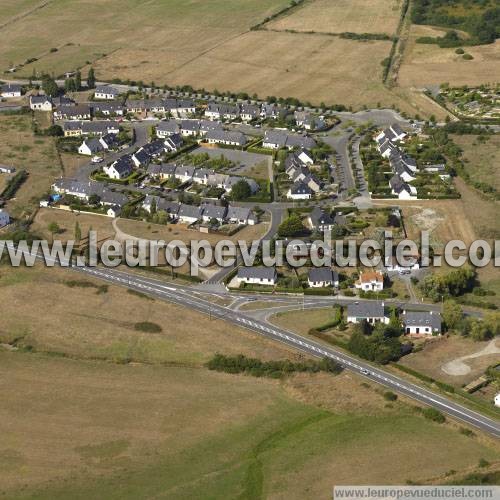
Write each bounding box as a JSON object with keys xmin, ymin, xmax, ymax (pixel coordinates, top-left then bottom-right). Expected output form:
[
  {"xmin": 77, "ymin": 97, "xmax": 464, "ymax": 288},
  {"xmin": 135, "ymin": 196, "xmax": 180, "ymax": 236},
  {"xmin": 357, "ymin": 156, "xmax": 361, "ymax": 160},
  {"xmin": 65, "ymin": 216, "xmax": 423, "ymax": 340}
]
[
  {"xmin": 91, "ymin": 156, "xmax": 103, "ymax": 164},
  {"xmin": 360, "ymin": 368, "xmax": 369, "ymax": 375}
]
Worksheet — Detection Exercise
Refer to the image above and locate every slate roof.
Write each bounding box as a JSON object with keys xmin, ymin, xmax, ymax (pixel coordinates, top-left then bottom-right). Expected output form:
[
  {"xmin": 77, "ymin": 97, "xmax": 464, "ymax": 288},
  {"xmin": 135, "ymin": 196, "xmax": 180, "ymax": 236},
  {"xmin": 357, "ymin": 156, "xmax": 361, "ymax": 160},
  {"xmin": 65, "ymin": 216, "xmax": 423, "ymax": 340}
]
[
  {"xmin": 347, "ymin": 301, "xmax": 385, "ymax": 318},
  {"xmin": 205, "ymin": 130, "xmax": 246, "ymax": 145},
  {"xmin": 95, "ymin": 85, "xmax": 119, "ymax": 96},
  {"xmin": 309, "ymin": 207, "xmax": 335, "ymax": 227},
  {"xmin": 403, "ymin": 311, "xmax": 441, "ymax": 331},
  {"xmin": 237, "ymin": 266, "xmax": 276, "ymax": 280},
  {"xmin": 201, "ymin": 203, "xmax": 227, "ymax": 220},
  {"xmin": 226, "ymin": 206, "xmax": 253, "ymax": 221},
  {"xmin": 290, "ymin": 181, "xmax": 312, "ymax": 195},
  {"xmin": 308, "ymin": 267, "xmax": 338, "ymax": 283},
  {"xmin": 82, "ymin": 137, "xmax": 103, "ymax": 153},
  {"xmin": 157, "ymin": 120, "xmax": 180, "ymax": 133},
  {"xmin": 178, "ymin": 203, "xmax": 202, "ymax": 219}
]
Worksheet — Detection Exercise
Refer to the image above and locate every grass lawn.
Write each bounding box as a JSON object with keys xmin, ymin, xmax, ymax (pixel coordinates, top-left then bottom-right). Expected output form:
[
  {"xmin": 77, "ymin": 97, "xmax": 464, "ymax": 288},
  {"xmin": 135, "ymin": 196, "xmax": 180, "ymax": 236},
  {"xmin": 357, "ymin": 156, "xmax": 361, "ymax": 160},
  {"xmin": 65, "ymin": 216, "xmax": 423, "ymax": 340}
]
[
  {"xmin": 0, "ymin": 112, "xmax": 61, "ymax": 218},
  {"xmin": 271, "ymin": 307, "xmax": 341, "ymax": 335}
]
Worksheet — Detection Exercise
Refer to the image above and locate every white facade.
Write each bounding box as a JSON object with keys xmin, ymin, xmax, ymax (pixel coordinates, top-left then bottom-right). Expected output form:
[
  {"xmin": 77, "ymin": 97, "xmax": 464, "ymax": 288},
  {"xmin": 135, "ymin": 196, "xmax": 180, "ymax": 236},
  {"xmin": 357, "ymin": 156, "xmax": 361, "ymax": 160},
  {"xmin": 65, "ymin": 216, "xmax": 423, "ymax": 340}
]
[
  {"xmin": 495, "ymin": 393, "xmax": 500, "ymax": 408},
  {"xmin": 30, "ymin": 97, "xmax": 53, "ymax": 111},
  {"xmin": 237, "ymin": 276, "xmax": 276, "ymax": 286},
  {"xmin": 0, "ymin": 210, "xmax": 10, "ymax": 228},
  {"xmin": 347, "ymin": 314, "xmax": 389, "ymax": 325},
  {"xmin": 103, "ymin": 164, "xmax": 130, "ymax": 180}
]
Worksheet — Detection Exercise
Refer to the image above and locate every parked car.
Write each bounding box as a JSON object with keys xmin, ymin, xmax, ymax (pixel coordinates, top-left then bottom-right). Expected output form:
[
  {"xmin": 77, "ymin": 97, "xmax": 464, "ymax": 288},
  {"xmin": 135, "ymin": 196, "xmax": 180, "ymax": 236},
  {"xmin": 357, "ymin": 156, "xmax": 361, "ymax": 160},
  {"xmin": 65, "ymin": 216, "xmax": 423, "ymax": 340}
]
[{"xmin": 91, "ymin": 156, "xmax": 103, "ymax": 164}]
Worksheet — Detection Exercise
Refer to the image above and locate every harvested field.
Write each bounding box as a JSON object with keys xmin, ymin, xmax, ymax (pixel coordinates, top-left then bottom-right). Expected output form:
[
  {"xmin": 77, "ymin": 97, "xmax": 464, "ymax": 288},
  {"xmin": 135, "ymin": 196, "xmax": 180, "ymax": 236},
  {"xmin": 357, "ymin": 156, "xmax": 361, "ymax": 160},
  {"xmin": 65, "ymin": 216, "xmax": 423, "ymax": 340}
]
[
  {"xmin": 267, "ymin": 0, "xmax": 403, "ymax": 36},
  {"xmin": 399, "ymin": 25, "xmax": 500, "ymax": 88}
]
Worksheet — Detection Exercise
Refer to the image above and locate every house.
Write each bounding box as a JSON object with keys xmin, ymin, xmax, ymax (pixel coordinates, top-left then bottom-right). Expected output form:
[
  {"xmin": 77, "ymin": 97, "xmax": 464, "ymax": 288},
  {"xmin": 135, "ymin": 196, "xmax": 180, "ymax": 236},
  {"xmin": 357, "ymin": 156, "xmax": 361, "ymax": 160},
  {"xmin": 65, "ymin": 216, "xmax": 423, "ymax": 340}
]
[
  {"xmin": 51, "ymin": 178, "xmax": 128, "ymax": 206},
  {"xmin": 30, "ymin": 95, "xmax": 53, "ymax": 111},
  {"xmin": 94, "ymin": 85, "xmax": 120, "ymax": 100},
  {"xmin": 237, "ymin": 266, "xmax": 277, "ymax": 286},
  {"xmin": 164, "ymin": 133, "xmax": 183, "ymax": 152},
  {"xmin": 63, "ymin": 120, "xmax": 120, "ymax": 137},
  {"xmin": 224, "ymin": 176, "xmax": 258, "ymax": 194},
  {"xmin": 1, "ymin": 83, "xmax": 22, "ymax": 98},
  {"xmin": 0, "ymin": 209, "xmax": 10, "ymax": 228},
  {"xmin": 287, "ymin": 181, "xmax": 313, "ymax": 200},
  {"xmin": 376, "ymin": 124, "xmax": 407, "ymax": 144},
  {"xmin": 199, "ymin": 120, "xmax": 223, "ymax": 136},
  {"xmin": 347, "ymin": 301, "xmax": 388, "ymax": 324},
  {"xmin": 54, "ymin": 104, "xmax": 91, "ymax": 121},
  {"xmin": 78, "ymin": 137, "xmax": 103, "ymax": 156},
  {"xmin": 495, "ymin": 394, "xmax": 500, "ymax": 408},
  {"xmin": 104, "ymin": 155, "xmax": 133, "ymax": 179},
  {"xmin": 307, "ymin": 268, "xmax": 339, "ymax": 288},
  {"xmin": 99, "ymin": 133, "xmax": 119, "ymax": 150},
  {"xmin": 164, "ymin": 98, "xmax": 196, "ymax": 118},
  {"xmin": 132, "ymin": 149, "xmax": 151, "ymax": 167},
  {"xmin": 107, "ymin": 205, "xmax": 121, "ymax": 218},
  {"xmin": 308, "ymin": 207, "xmax": 335, "ymax": 232},
  {"xmin": 260, "ymin": 103, "xmax": 287, "ymax": 120},
  {"xmin": 142, "ymin": 195, "xmax": 180, "ymax": 218},
  {"xmin": 177, "ymin": 203, "xmax": 202, "ymax": 224},
  {"xmin": 193, "ymin": 167, "xmax": 215, "ymax": 185},
  {"xmin": 205, "ymin": 130, "xmax": 247, "ymax": 147},
  {"xmin": 156, "ymin": 120, "xmax": 181, "ymax": 138},
  {"xmin": 263, "ymin": 130, "xmax": 287, "ymax": 149},
  {"xmin": 201, "ymin": 203, "xmax": 227, "ymax": 224},
  {"xmin": 226, "ymin": 206, "xmax": 256, "ymax": 225},
  {"xmin": 303, "ymin": 174, "xmax": 321, "ymax": 193},
  {"xmin": 355, "ymin": 271, "xmax": 384, "ymax": 292},
  {"xmin": 298, "ymin": 149, "xmax": 314, "ymax": 165},
  {"xmin": 132, "ymin": 140, "xmax": 166, "ymax": 167},
  {"xmin": 389, "ymin": 175, "xmax": 417, "ymax": 200},
  {"xmin": 378, "ymin": 138, "xmax": 397, "ymax": 159},
  {"xmin": 205, "ymin": 102, "xmax": 239, "ymax": 121},
  {"xmin": 0, "ymin": 164, "xmax": 15, "ymax": 174},
  {"xmin": 385, "ymin": 255, "xmax": 420, "ymax": 272},
  {"xmin": 402, "ymin": 311, "xmax": 441, "ymax": 335},
  {"xmin": 90, "ymin": 101, "xmax": 124, "ymax": 116},
  {"xmin": 240, "ymin": 104, "xmax": 260, "ymax": 122},
  {"xmin": 174, "ymin": 165, "xmax": 195, "ymax": 183},
  {"xmin": 147, "ymin": 163, "xmax": 177, "ymax": 180},
  {"xmin": 53, "ymin": 96, "xmax": 75, "ymax": 108}
]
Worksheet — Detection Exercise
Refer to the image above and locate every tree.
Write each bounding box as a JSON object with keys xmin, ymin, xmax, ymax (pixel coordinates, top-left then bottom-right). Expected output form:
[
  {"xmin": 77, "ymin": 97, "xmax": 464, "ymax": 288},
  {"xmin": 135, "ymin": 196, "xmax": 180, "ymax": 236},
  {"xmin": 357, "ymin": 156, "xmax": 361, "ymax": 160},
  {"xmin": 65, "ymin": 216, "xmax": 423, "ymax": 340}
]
[
  {"xmin": 75, "ymin": 70, "xmax": 82, "ymax": 91},
  {"xmin": 74, "ymin": 221, "xmax": 81, "ymax": 242},
  {"xmin": 231, "ymin": 179, "xmax": 252, "ymax": 200},
  {"xmin": 442, "ymin": 300, "xmax": 463, "ymax": 331},
  {"xmin": 88, "ymin": 194, "xmax": 101, "ymax": 206},
  {"xmin": 87, "ymin": 67, "xmax": 96, "ymax": 89},
  {"xmin": 150, "ymin": 197, "xmax": 157, "ymax": 215},
  {"xmin": 41, "ymin": 74, "xmax": 58, "ymax": 97},
  {"xmin": 277, "ymin": 214, "xmax": 308, "ymax": 237}
]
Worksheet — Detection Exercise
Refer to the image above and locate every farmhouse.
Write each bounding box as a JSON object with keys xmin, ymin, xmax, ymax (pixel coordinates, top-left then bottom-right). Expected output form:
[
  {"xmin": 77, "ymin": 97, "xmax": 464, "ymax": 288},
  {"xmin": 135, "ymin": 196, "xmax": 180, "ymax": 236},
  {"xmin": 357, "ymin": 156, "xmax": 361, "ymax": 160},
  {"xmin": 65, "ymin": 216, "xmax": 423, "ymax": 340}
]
[
  {"xmin": 94, "ymin": 85, "xmax": 120, "ymax": 100},
  {"xmin": 30, "ymin": 95, "xmax": 53, "ymax": 111},
  {"xmin": 1, "ymin": 83, "xmax": 22, "ymax": 98},
  {"xmin": 355, "ymin": 271, "xmax": 384, "ymax": 292},
  {"xmin": 347, "ymin": 301, "xmax": 388, "ymax": 324},
  {"xmin": 237, "ymin": 267, "xmax": 277, "ymax": 286},
  {"xmin": 402, "ymin": 311, "xmax": 441, "ymax": 335},
  {"xmin": 205, "ymin": 130, "xmax": 247, "ymax": 147},
  {"xmin": 0, "ymin": 209, "xmax": 10, "ymax": 228},
  {"xmin": 307, "ymin": 268, "xmax": 339, "ymax": 288}
]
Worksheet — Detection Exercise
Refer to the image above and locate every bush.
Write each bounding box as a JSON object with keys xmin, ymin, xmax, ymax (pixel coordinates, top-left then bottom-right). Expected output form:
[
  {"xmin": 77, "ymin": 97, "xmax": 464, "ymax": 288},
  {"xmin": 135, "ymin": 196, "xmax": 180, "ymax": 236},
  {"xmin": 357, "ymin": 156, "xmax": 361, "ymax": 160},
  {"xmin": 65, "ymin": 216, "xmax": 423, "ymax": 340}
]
[
  {"xmin": 0, "ymin": 169, "xmax": 28, "ymax": 200},
  {"xmin": 422, "ymin": 407, "xmax": 445, "ymax": 423},
  {"xmin": 134, "ymin": 321, "xmax": 162, "ymax": 333},
  {"xmin": 455, "ymin": 48, "xmax": 465, "ymax": 54},
  {"xmin": 463, "ymin": 53, "xmax": 474, "ymax": 60},
  {"xmin": 384, "ymin": 391, "xmax": 398, "ymax": 401}
]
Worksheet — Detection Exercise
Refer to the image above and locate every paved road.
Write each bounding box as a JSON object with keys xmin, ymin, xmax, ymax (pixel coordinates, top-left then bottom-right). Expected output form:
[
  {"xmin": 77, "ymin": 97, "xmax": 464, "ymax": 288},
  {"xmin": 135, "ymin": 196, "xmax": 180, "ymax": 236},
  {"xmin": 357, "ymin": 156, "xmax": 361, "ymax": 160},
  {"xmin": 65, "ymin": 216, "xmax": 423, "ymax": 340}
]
[{"xmin": 71, "ymin": 264, "xmax": 499, "ymax": 438}]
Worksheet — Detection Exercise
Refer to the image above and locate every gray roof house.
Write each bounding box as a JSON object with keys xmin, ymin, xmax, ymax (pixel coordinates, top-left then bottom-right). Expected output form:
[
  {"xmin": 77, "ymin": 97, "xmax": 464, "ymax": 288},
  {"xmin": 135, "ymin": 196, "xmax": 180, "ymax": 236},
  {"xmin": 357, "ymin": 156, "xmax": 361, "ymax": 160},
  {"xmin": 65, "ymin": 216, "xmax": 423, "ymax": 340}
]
[
  {"xmin": 307, "ymin": 268, "xmax": 339, "ymax": 288},
  {"xmin": 226, "ymin": 206, "xmax": 256, "ymax": 225},
  {"xmin": 237, "ymin": 266, "xmax": 277, "ymax": 285},
  {"xmin": 177, "ymin": 203, "xmax": 202, "ymax": 223},
  {"xmin": 147, "ymin": 163, "xmax": 177, "ymax": 179},
  {"xmin": 78, "ymin": 137, "xmax": 103, "ymax": 155},
  {"xmin": 94, "ymin": 85, "xmax": 120, "ymax": 99},
  {"xmin": 156, "ymin": 120, "xmax": 181, "ymax": 137},
  {"xmin": 347, "ymin": 301, "xmax": 388, "ymax": 324},
  {"xmin": 201, "ymin": 203, "xmax": 227, "ymax": 223},
  {"xmin": 402, "ymin": 311, "xmax": 441, "ymax": 335},
  {"xmin": 205, "ymin": 130, "xmax": 247, "ymax": 146},
  {"xmin": 308, "ymin": 207, "xmax": 335, "ymax": 232}
]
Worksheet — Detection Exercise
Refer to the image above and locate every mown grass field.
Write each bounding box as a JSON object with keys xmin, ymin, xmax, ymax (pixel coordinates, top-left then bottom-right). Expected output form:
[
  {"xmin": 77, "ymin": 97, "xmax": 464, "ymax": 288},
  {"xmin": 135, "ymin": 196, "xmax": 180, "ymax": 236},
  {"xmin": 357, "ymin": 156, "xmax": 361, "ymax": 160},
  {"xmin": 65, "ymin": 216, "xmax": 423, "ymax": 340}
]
[
  {"xmin": 0, "ymin": 264, "xmax": 498, "ymax": 498},
  {"xmin": 0, "ymin": 112, "xmax": 61, "ymax": 218},
  {"xmin": 267, "ymin": 0, "xmax": 403, "ymax": 35}
]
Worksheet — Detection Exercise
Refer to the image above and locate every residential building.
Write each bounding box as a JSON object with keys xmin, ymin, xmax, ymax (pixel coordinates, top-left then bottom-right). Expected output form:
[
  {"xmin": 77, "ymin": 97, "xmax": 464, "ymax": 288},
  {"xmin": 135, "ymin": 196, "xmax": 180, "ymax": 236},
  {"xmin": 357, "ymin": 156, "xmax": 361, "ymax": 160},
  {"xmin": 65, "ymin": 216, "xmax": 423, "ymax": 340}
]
[
  {"xmin": 174, "ymin": 165, "xmax": 196, "ymax": 183},
  {"xmin": 99, "ymin": 133, "xmax": 119, "ymax": 150},
  {"xmin": 142, "ymin": 195, "xmax": 180, "ymax": 218},
  {"xmin": 307, "ymin": 268, "xmax": 339, "ymax": 288},
  {"xmin": 78, "ymin": 137, "xmax": 103, "ymax": 156},
  {"xmin": 402, "ymin": 311, "xmax": 442, "ymax": 335},
  {"xmin": 54, "ymin": 104, "xmax": 91, "ymax": 121},
  {"xmin": 205, "ymin": 130, "xmax": 247, "ymax": 147},
  {"xmin": 63, "ymin": 120, "xmax": 120, "ymax": 137},
  {"xmin": 389, "ymin": 175, "xmax": 417, "ymax": 200},
  {"xmin": 240, "ymin": 104, "xmax": 260, "ymax": 122},
  {"xmin": 201, "ymin": 203, "xmax": 227, "ymax": 224},
  {"xmin": 226, "ymin": 206, "xmax": 256, "ymax": 225},
  {"xmin": 0, "ymin": 164, "xmax": 15, "ymax": 174},
  {"xmin": 90, "ymin": 101, "xmax": 124, "ymax": 116},
  {"xmin": 263, "ymin": 130, "xmax": 317, "ymax": 150},
  {"xmin": 205, "ymin": 102, "xmax": 240, "ymax": 121},
  {"xmin": 104, "ymin": 155, "xmax": 133, "ymax": 179},
  {"xmin": 147, "ymin": 163, "xmax": 177, "ymax": 180},
  {"xmin": 177, "ymin": 203, "xmax": 202, "ymax": 224},
  {"xmin": 156, "ymin": 120, "xmax": 181, "ymax": 138},
  {"xmin": 355, "ymin": 271, "xmax": 384, "ymax": 292},
  {"xmin": 164, "ymin": 133, "xmax": 183, "ymax": 152},
  {"xmin": 94, "ymin": 85, "xmax": 120, "ymax": 100},
  {"xmin": 51, "ymin": 178, "xmax": 129, "ymax": 206},
  {"xmin": 30, "ymin": 95, "xmax": 53, "ymax": 111},
  {"xmin": 308, "ymin": 207, "xmax": 335, "ymax": 232},
  {"xmin": 1, "ymin": 83, "xmax": 22, "ymax": 98},
  {"xmin": 287, "ymin": 181, "xmax": 313, "ymax": 200},
  {"xmin": 347, "ymin": 301, "xmax": 389, "ymax": 324},
  {"xmin": 237, "ymin": 266, "xmax": 277, "ymax": 286},
  {"xmin": 495, "ymin": 394, "xmax": 500, "ymax": 408}
]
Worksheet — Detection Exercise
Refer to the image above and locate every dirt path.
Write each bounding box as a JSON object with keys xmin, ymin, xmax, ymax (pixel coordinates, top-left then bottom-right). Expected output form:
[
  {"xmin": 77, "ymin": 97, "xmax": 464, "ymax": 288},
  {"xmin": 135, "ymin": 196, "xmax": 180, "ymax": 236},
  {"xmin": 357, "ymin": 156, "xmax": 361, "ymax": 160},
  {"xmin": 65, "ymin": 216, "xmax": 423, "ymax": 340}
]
[{"xmin": 441, "ymin": 338, "xmax": 500, "ymax": 376}]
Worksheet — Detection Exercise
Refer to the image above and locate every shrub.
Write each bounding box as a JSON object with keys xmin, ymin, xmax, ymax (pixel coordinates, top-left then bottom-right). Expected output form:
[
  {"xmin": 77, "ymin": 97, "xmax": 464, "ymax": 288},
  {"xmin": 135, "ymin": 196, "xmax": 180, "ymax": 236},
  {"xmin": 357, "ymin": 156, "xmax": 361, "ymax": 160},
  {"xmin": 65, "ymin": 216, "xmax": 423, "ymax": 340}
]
[
  {"xmin": 455, "ymin": 48, "xmax": 465, "ymax": 54},
  {"xmin": 463, "ymin": 53, "xmax": 474, "ymax": 60},
  {"xmin": 383, "ymin": 391, "xmax": 398, "ymax": 401},
  {"xmin": 134, "ymin": 322, "xmax": 162, "ymax": 333},
  {"xmin": 422, "ymin": 407, "xmax": 445, "ymax": 423}
]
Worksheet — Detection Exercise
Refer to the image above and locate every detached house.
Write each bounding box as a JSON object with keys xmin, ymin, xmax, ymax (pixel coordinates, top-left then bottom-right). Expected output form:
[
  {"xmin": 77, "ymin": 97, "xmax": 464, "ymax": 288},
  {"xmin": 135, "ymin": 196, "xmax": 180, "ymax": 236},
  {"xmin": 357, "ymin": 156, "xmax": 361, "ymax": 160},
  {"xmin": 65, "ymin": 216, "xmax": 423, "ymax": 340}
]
[
  {"xmin": 94, "ymin": 85, "xmax": 120, "ymax": 100},
  {"xmin": 355, "ymin": 271, "xmax": 384, "ymax": 292},
  {"xmin": 147, "ymin": 163, "xmax": 177, "ymax": 181},
  {"xmin": 1, "ymin": 83, "xmax": 22, "ymax": 98},
  {"xmin": 287, "ymin": 181, "xmax": 312, "ymax": 200},
  {"xmin": 308, "ymin": 207, "xmax": 335, "ymax": 232},
  {"xmin": 104, "ymin": 155, "xmax": 133, "ymax": 180},
  {"xmin": 78, "ymin": 137, "xmax": 103, "ymax": 156},
  {"xmin": 237, "ymin": 267, "xmax": 277, "ymax": 286},
  {"xmin": 389, "ymin": 175, "xmax": 417, "ymax": 200},
  {"xmin": 30, "ymin": 95, "xmax": 53, "ymax": 111},
  {"xmin": 240, "ymin": 104, "xmax": 260, "ymax": 122},
  {"xmin": 347, "ymin": 301, "xmax": 389, "ymax": 324},
  {"xmin": 156, "ymin": 120, "xmax": 181, "ymax": 138},
  {"xmin": 307, "ymin": 268, "xmax": 339, "ymax": 288},
  {"xmin": 226, "ymin": 206, "xmax": 256, "ymax": 225},
  {"xmin": 205, "ymin": 130, "xmax": 247, "ymax": 147},
  {"xmin": 402, "ymin": 311, "xmax": 441, "ymax": 335},
  {"xmin": 201, "ymin": 203, "xmax": 227, "ymax": 224},
  {"xmin": 177, "ymin": 203, "xmax": 202, "ymax": 224}
]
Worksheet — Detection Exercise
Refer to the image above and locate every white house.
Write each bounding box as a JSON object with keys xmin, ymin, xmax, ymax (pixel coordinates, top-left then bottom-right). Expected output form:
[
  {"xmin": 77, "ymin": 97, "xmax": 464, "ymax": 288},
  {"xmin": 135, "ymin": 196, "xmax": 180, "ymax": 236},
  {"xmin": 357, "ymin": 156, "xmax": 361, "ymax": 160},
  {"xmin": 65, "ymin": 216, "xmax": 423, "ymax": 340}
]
[
  {"xmin": 495, "ymin": 393, "xmax": 500, "ymax": 408},
  {"xmin": 78, "ymin": 138, "xmax": 103, "ymax": 156},
  {"xmin": 298, "ymin": 149, "xmax": 314, "ymax": 165},
  {"xmin": 226, "ymin": 206, "xmax": 256, "ymax": 226},
  {"xmin": 237, "ymin": 267, "xmax": 277, "ymax": 286},
  {"xmin": 355, "ymin": 271, "xmax": 384, "ymax": 292},
  {"xmin": 104, "ymin": 157, "xmax": 132, "ymax": 179},
  {"xmin": 177, "ymin": 203, "xmax": 202, "ymax": 224},
  {"xmin": 389, "ymin": 175, "xmax": 417, "ymax": 200},
  {"xmin": 174, "ymin": 165, "xmax": 195, "ymax": 184},
  {"xmin": 1, "ymin": 83, "xmax": 22, "ymax": 98},
  {"xmin": 106, "ymin": 205, "xmax": 121, "ymax": 218},
  {"xmin": 94, "ymin": 85, "xmax": 119, "ymax": 100},
  {"xmin": 307, "ymin": 268, "xmax": 339, "ymax": 288},
  {"xmin": 385, "ymin": 255, "xmax": 420, "ymax": 272},
  {"xmin": 30, "ymin": 95, "xmax": 53, "ymax": 111},
  {"xmin": 347, "ymin": 301, "xmax": 389, "ymax": 324},
  {"xmin": 402, "ymin": 311, "xmax": 441, "ymax": 335},
  {"xmin": 0, "ymin": 209, "xmax": 10, "ymax": 228}
]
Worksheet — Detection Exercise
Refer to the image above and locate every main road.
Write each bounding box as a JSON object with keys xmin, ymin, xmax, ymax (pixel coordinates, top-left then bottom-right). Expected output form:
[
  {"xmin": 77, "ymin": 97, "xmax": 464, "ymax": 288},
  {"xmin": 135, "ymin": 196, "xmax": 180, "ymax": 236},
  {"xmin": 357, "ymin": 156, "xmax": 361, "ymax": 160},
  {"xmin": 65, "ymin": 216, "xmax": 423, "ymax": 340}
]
[{"xmin": 66, "ymin": 263, "xmax": 499, "ymax": 438}]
